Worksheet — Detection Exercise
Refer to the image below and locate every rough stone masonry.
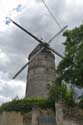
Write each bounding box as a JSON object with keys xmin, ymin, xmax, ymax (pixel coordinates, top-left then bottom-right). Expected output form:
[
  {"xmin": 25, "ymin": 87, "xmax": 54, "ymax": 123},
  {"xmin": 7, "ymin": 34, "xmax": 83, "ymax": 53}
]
[{"xmin": 25, "ymin": 44, "xmax": 56, "ymax": 97}]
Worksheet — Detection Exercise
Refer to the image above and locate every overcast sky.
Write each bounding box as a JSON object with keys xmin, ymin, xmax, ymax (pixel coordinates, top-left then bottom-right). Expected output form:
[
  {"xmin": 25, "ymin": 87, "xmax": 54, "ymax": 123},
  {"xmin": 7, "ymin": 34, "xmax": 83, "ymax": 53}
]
[{"xmin": 0, "ymin": 0, "xmax": 83, "ymax": 104}]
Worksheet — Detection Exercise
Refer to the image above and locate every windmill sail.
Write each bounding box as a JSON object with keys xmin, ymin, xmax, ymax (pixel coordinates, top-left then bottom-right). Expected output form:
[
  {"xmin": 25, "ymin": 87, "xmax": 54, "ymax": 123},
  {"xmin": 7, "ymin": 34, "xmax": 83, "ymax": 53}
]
[
  {"xmin": 11, "ymin": 18, "xmax": 67, "ymax": 78},
  {"xmin": 7, "ymin": 17, "xmax": 43, "ymax": 44}
]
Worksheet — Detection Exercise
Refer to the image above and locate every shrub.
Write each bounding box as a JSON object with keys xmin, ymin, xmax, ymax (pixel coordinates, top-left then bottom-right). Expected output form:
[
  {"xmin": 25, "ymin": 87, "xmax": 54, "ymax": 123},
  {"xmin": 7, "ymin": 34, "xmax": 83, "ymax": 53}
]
[
  {"xmin": 78, "ymin": 97, "xmax": 83, "ymax": 109},
  {"xmin": 0, "ymin": 97, "xmax": 54, "ymax": 113},
  {"xmin": 49, "ymin": 82, "xmax": 75, "ymax": 108}
]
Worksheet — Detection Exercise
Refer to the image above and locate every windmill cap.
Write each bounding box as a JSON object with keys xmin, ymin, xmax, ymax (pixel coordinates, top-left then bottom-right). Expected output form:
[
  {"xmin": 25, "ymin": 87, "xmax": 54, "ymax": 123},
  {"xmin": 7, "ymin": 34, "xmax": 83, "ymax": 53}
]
[{"xmin": 28, "ymin": 43, "xmax": 55, "ymax": 60}]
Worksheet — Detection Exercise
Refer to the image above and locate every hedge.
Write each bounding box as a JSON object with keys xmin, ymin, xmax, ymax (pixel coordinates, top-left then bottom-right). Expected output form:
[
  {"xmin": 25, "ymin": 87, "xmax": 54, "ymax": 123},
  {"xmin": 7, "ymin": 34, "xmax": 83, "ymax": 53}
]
[{"xmin": 0, "ymin": 97, "xmax": 54, "ymax": 113}]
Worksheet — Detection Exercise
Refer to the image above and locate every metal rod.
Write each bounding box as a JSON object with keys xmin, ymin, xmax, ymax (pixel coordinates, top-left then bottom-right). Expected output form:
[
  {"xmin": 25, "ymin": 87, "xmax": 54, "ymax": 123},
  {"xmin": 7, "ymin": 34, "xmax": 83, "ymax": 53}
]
[
  {"xmin": 48, "ymin": 47, "xmax": 64, "ymax": 58},
  {"xmin": 8, "ymin": 17, "xmax": 44, "ymax": 44},
  {"xmin": 41, "ymin": 0, "xmax": 62, "ymax": 29},
  {"xmin": 48, "ymin": 25, "xmax": 68, "ymax": 44}
]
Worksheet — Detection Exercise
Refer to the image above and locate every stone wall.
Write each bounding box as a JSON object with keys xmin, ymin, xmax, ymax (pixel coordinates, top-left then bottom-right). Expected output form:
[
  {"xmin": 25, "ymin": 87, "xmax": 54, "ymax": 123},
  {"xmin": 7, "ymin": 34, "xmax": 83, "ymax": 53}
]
[
  {"xmin": 0, "ymin": 108, "xmax": 56, "ymax": 125},
  {"xmin": 0, "ymin": 104, "xmax": 82, "ymax": 125},
  {"xmin": 32, "ymin": 108, "xmax": 56, "ymax": 125},
  {"xmin": 0, "ymin": 112, "xmax": 23, "ymax": 125},
  {"xmin": 56, "ymin": 103, "xmax": 83, "ymax": 125}
]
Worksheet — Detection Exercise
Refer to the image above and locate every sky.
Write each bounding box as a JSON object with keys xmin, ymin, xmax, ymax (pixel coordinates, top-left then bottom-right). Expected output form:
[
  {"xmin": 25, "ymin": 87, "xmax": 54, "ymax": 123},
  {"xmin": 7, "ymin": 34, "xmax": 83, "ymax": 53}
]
[{"xmin": 0, "ymin": 0, "xmax": 83, "ymax": 104}]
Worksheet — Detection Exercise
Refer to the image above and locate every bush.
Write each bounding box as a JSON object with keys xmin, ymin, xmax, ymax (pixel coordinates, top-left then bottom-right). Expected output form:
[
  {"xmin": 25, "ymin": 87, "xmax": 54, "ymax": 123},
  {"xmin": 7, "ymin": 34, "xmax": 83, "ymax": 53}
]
[
  {"xmin": 78, "ymin": 99, "xmax": 83, "ymax": 109},
  {"xmin": 63, "ymin": 85, "xmax": 75, "ymax": 108},
  {"xmin": 0, "ymin": 97, "xmax": 54, "ymax": 113},
  {"xmin": 49, "ymin": 82, "xmax": 75, "ymax": 108}
]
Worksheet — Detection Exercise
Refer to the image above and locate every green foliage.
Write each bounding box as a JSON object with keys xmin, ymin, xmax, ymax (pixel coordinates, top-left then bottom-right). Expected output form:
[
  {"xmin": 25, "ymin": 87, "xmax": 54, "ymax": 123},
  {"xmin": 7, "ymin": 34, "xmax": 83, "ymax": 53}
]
[
  {"xmin": 49, "ymin": 82, "xmax": 75, "ymax": 108},
  {"xmin": 64, "ymin": 86, "xmax": 75, "ymax": 107},
  {"xmin": 0, "ymin": 97, "xmax": 54, "ymax": 113},
  {"xmin": 57, "ymin": 24, "xmax": 83, "ymax": 87},
  {"xmin": 78, "ymin": 95, "xmax": 83, "ymax": 109},
  {"xmin": 48, "ymin": 82, "xmax": 60, "ymax": 102},
  {"xmin": 78, "ymin": 99, "xmax": 83, "ymax": 109}
]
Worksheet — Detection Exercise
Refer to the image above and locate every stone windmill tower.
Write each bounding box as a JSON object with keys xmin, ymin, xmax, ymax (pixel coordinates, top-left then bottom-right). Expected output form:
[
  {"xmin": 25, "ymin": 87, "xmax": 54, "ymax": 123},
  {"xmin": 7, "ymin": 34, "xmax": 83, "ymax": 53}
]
[
  {"xmin": 26, "ymin": 44, "xmax": 56, "ymax": 97},
  {"xmin": 8, "ymin": 18, "xmax": 67, "ymax": 98}
]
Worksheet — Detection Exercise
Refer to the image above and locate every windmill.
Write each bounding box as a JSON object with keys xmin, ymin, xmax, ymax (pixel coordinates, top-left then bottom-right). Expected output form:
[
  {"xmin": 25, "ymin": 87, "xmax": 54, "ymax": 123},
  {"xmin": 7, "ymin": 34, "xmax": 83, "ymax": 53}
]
[
  {"xmin": 6, "ymin": 17, "xmax": 67, "ymax": 97},
  {"xmin": 6, "ymin": 0, "xmax": 67, "ymax": 97}
]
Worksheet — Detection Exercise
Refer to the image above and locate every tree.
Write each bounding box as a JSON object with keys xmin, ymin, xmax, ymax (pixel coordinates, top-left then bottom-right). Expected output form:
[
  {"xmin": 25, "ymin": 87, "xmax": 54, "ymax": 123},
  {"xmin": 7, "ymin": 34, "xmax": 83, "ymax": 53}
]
[
  {"xmin": 57, "ymin": 24, "xmax": 83, "ymax": 87},
  {"xmin": 48, "ymin": 82, "xmax": 75, "ymax": 107}
]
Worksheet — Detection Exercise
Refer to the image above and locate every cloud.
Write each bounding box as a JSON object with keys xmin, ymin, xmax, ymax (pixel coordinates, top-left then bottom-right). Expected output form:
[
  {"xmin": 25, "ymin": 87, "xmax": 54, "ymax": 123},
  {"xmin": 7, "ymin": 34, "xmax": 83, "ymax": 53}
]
[
  {"xmin": 0, "ymin": 95, "xmax": 11, "ymax": 104},
  {"xmin": 0, "ymin": 49, "xmax": 10, "ymax": 63},
  {"xmin": 0, "ymin": 80, "xmax": 25, "ymax": 98},
  {"xmin": 0, "ymin": 71, "xmax": 26, "ymax": 104}
]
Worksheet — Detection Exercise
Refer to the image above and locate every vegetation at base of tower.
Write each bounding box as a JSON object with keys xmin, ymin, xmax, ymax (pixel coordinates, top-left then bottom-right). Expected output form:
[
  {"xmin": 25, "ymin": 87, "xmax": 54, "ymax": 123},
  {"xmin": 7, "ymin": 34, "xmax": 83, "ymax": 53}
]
[
  {"xmin": 48, "ymin": 82, "xmax": 75, "ymax": 108},
  {"xmin": 57, "ymin": 24, "xmax": 83, "ymax": 88},
  {"xmin": 0, "ymin": 97, "xmax": 54, "ymax": 113},
  {"xmin": 78, "ymin": 100, "xmax": 83, "ymax": 109},
  {"xmin": 78, "ymin": 95, "xmax": 83, "ymax": 109}
]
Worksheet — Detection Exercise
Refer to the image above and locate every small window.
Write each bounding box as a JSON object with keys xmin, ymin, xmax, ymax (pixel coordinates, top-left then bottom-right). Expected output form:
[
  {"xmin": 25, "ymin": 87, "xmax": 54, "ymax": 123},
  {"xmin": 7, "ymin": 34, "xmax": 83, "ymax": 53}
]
[{"xmin": 47, "ymin": 84, "xmax": 50, "ymax": 90}]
